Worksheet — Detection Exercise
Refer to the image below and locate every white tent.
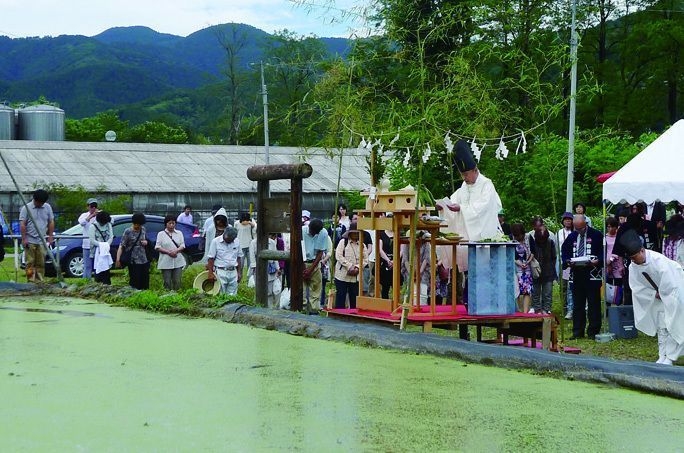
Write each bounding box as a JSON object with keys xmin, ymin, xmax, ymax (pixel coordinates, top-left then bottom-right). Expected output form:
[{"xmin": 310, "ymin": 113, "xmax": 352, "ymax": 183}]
[{"xmin": 603, "ymin": 119, "xmax": 684, "ymax": 204}]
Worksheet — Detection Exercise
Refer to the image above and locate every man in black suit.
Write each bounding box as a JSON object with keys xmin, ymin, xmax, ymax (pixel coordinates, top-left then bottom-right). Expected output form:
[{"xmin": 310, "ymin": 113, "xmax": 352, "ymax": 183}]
[{"xmin": 562, "ymin": 214, "xmax": 604, "ymax": 339}]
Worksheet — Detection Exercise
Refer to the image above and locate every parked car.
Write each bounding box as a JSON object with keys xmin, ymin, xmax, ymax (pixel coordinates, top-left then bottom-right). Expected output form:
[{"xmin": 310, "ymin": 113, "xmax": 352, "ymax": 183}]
[{"xmin": 45, "ymin": 214, "xmax": 202, "ymax": 278}]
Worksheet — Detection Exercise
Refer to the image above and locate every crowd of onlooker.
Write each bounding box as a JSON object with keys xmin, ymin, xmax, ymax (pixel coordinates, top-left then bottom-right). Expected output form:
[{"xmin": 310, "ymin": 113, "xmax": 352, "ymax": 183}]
[
  {"xmin": 5, "ymin": 191, "xmax": 684, "ymax": 333},
  {"xmin": 506, "ymin": 200, "xmax": 684, "ymax": 340}
]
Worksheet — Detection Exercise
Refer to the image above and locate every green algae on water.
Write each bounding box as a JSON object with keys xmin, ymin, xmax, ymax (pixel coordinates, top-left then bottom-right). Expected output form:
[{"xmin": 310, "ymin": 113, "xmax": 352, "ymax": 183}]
[{"xmin": 1, "ymin": 296, "xmax": 683, "ymax": 451}]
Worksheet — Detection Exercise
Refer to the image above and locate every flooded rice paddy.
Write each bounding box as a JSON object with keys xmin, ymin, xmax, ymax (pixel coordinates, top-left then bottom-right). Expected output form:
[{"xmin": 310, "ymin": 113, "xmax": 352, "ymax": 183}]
[{"xmin": 1, "ymin": 296, "xmax": 683, "ymax": 451}]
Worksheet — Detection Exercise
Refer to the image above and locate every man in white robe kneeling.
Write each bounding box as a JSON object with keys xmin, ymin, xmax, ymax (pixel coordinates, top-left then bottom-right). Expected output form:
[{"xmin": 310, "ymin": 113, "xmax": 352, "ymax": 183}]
[{"xmin": 621, "ymin": 229, "xmax": 684, "ymax": 365}]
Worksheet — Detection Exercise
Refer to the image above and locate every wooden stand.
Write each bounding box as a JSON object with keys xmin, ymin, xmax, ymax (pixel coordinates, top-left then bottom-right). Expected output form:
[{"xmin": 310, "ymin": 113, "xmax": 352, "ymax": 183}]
[
  {"xmin": 355, "ymin": 190, "xmax": 461, "ymax": 315},
  {"xmin": 398, "ymin": 227, "xmax": 461, "ymax": 316},
  {"xmin": 325, "ymin": 189, "xmax": 559, "ymax": 352}
]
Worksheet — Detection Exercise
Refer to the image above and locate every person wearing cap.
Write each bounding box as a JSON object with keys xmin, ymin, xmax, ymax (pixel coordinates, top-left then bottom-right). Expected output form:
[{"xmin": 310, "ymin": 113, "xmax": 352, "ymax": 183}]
[
  {"xmin": 556, "ymin": 211, "xmax": 575, "ymax": 319},
  {"xmin": 621, "ymin": 229, "xmax": 684, "ymax": 365},
  {"xmin": 436, "ymin": 139, "xmax": 503, "ymax": 274},
  {"xmin": 302, "ymin": 218, "xmax": 329, "ymax": 313},
  {"xmin": 206, "ymin": 226, "xmax": 243, "ymax": 296},
  {"xmin": 561, "ymin": 214, "xmax": 604, "ymax": 340},
  {"xmin": 78, "ymin": 197, "xmax": 100, "ymax": 279},
  {"xmin": 334, "ymin": 222, "xmax": 368, "ymax": 309}
]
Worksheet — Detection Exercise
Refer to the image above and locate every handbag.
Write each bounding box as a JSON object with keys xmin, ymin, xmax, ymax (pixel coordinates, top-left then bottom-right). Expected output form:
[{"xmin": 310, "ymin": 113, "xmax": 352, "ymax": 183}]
[
  {"xmin": 120, "ymin": 248, "xmax": 133, "ymax": 266},
  {"xmin": 343, "ymin": 241, "xmax": 359, "ymax": 277},
  {"xmin": 347, "ymin": 266, "xmax": 359, "ymax": 276},
  {"xmin": 437, "ymin": 264, "xmax": 449, "ymax": 282},
  {"xmin": 272, "ymin": 277, "xmax": 282, "ymax": 296},
  {"xmin": 120, "ymin": 230, "xmax": 142, "ymax": 266},
  {"xmin": 279, "ymin": 287, "xmax": 291, "ymax": 309},
  {"xmin": 530, "ymin": 257, "xmax": 542, "ymax": 279}
]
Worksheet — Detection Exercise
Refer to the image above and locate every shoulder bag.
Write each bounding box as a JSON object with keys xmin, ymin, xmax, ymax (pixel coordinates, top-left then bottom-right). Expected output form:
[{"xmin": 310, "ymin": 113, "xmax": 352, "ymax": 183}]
[{"xmin": 120, "ymin": 230, "xmax": 142, "ymax": 266}]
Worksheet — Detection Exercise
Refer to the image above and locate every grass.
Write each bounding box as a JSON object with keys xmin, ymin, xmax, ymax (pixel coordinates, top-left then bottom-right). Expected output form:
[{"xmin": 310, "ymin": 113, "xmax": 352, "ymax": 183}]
[
  {"xmin": 402, "ymin": 284, "xmax": 680, "ymax": 365},
  {"xmin": 0, "ymin": 257, "xmax": 256, "ymax": 316},
  {"xmin": 1, "ymin": 255, "xmax": 678, "ymax": 365}
]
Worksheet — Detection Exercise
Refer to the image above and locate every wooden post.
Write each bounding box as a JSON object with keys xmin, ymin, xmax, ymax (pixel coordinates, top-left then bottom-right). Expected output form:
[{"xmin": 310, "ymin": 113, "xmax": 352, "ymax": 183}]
[
  {"xmin": 255, "ymin": 180, "xmax": 269, "ymax": 307},
  {"xmin": 289, "ymin": 177, "xmax": 304, "ymax": 312},
  {"xmin": 430, "ymin": 232, "xmax": 437, "ymax": 315},
  {"xmin": 247, "ymin": 163, "xmax": 313, "ymax": 181},
  {"xmin": 247, "ymin": 162, "xmax": 312, "ymax": 312},
  {"xmin": 373, "ymin": 230, "xmax": 381, "ymax": 298},
  {"xmin": 392, "ymin": 214, "xmax": 402, "ymax": 311}
]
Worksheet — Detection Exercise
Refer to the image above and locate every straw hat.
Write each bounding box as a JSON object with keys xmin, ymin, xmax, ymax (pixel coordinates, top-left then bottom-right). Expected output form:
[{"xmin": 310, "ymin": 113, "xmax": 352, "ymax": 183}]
[
  {"xmin": 342, "ymin": 222, "xmax": 359, "ymax": 239},
  {"xmin": 193, "ymin": 270, "xmax": 220, "ymax": 295}
]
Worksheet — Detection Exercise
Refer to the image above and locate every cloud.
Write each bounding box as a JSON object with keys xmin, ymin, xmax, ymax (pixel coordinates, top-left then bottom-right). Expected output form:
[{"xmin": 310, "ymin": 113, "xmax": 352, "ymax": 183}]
[{"xmin": 0, "ymin": 0, "xmax": 365, "ymax": 39}]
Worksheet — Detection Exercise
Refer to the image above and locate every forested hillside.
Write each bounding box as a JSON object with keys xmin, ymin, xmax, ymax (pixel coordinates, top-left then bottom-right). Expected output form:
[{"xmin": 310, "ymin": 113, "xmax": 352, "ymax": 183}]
[
  {"xmin": 3, "ymin": 1, "xmax": 683, "ymax": 221},
  {"xmin": 0, "ymin": 24, "xmax": 350, "ymax": 118}
]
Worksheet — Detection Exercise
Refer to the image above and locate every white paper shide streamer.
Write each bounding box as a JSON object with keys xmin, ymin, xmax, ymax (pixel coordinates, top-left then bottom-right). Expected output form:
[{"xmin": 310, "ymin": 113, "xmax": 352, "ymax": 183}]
[{"xmin": 470, "ymin": 138, "xmax": 481, "ymax": 161}]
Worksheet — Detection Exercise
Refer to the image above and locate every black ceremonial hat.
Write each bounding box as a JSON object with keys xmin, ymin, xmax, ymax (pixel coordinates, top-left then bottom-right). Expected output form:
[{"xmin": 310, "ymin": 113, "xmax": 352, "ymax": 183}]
[
  {"xmin": 453, "ymin": 139, "xmax": 477, "ymax": 173},
  {"xmin": 619, "ymin": 229, "xmax": 644, "ymax": 256}
]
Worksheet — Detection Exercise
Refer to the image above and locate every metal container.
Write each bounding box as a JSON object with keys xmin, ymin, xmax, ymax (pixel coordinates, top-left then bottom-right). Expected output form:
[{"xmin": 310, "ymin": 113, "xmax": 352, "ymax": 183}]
[
  {"xmin": 0, "ymin": 104, "xmax": 16, "ymax": 140},
  {"xmin": 17, "ymin": 104, "xmax": 65, "ymax": 141}
]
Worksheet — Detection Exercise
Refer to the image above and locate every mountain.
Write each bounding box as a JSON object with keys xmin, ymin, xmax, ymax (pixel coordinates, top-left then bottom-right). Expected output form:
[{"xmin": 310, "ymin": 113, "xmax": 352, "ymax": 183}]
[
  {"xmin": 0, "ymin": 24, "xmax": 351, "ymax": 118},
  {"xmin": 93, "ymin": 26, "xmax": 182, "ymax": 46}
]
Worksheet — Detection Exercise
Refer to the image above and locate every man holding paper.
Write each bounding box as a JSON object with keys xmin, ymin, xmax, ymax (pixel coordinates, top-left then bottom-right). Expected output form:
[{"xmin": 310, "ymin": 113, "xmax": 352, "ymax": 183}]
[
  {"xmin": 561, "ymin": 214, "xmax": 604, "ymax": 339},
  {"xmin": 436, "ymin": 139, "xmax": 503, "ymax": 272}
]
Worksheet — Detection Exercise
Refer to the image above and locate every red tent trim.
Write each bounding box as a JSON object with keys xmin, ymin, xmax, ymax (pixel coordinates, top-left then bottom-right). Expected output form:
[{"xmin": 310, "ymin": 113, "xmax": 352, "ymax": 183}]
[{"xmin": 596, "ymin": 171, "xmax": 617, "ymax": 183}]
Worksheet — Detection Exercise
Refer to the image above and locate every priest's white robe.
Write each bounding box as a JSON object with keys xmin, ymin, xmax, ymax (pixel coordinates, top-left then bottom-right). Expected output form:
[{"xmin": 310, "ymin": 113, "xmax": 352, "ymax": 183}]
[
  {"xmin": 628, "ymin": 249, "xmax": 684, "ymax": 361},
  {"xmin": 440, "ymin": 172, "xmax": 502, "ymax": 272}
]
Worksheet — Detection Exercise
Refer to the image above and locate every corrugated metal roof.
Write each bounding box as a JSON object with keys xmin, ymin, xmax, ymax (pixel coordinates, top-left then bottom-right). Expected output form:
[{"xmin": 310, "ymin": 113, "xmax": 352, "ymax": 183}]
[{"xmin": 0, "ymin": 141, "xmax": 371, "ymax": 194}]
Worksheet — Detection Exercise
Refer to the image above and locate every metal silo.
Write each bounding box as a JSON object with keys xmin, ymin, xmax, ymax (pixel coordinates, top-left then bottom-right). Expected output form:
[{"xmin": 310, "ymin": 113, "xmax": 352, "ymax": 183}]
[
  {"xmin": 18, "ymin": 104, "xmax": 65, "ymax": 141},
  {"xmin": 0, "ymin": 104, "xmax": 15, "ymax": 140}
]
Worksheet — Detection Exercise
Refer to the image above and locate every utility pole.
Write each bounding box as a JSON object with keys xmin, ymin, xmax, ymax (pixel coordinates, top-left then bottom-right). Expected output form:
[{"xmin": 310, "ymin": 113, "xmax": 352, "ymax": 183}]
[
  {"xmin": 259, "ymin": 61, "xmax": 270, "ymax": 165},
  {"xmin": 565, "ymin": 0, "xmax": 578, "ymax": 212}
]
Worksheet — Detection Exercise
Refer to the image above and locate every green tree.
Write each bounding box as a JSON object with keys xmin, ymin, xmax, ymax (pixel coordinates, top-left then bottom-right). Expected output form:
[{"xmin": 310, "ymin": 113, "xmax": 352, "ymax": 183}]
[
  {"xmin": 216, "ymin": 24, "xmax": 251, "ymax": 144},
  {"xmin": 128, "ymin": 121, "xmax": 188, "ymax": 144},
  {"xmin": 374, "ymin": 0, "xmax": 476, "ymax": 68},
  {"xmin": 243, "ymin": 30, "xmax": 330, "ymax": 146},
  {"xmin": 65, "ymin": 111, "xmax": 129, "ymax": 142}
]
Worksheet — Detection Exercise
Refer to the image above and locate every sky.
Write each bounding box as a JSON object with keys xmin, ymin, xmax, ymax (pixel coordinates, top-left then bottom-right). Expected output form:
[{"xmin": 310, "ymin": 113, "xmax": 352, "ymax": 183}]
[{"xmin": 0, "ymin": 0, "xmax": 369, "ymax": 39}]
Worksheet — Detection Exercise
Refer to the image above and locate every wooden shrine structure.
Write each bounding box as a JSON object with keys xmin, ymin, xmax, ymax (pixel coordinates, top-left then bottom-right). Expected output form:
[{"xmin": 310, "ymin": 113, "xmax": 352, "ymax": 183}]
[{"xmin": 325, "ymin": 189, "xmax": 558, "ymax": 351}]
